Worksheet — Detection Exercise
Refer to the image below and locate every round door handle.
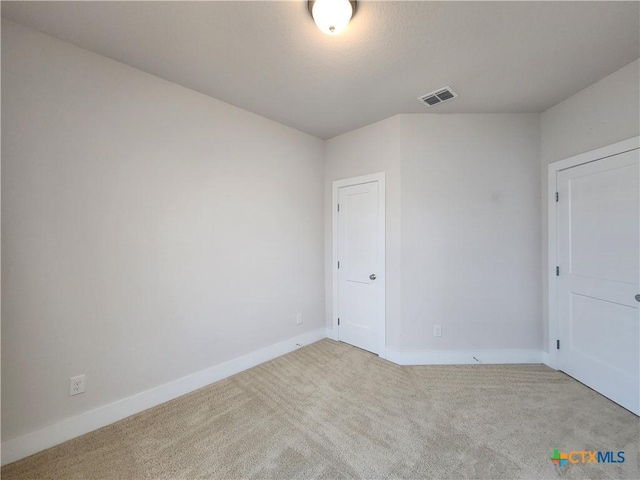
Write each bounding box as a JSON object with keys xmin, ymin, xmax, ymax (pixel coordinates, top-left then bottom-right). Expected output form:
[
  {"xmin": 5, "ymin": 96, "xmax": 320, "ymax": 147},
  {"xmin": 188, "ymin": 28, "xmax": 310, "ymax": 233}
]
[
  {"xmin": 369, "ymin": 274, "xmax": 377, "ymax": 281},
  {"xmin": 636, "ymin": 294, "xmax": 640, "ymax": 303}
]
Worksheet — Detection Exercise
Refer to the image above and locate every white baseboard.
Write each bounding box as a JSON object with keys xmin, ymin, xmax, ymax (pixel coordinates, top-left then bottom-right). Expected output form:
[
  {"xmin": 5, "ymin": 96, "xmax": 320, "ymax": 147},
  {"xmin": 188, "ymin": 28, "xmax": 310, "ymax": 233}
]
[
  {"xmin": 0, "ymin": 328, "xmax": 327, "ymax": 466},
  {"xmin": 325, "ymin": 327, "xmax": 338, "ymax": 340},
  {"xmin": 383, "ymin": 348, "xmax": 544, "ymax": 366},
  {"xmin": 541, "ymin": 350, "xmax": 556, "ymax": 369},
  {"xmin": 1, "ymin": 332, "xmax": 546, "ymax": 466}
]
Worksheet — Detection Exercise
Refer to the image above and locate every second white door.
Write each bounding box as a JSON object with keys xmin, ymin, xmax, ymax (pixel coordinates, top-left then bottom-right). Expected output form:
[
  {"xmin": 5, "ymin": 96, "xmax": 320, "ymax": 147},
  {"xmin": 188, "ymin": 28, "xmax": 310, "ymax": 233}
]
[
  {"xmin": 557, "ymin": 148, "xmax": 639, "ymax": 415},
  {"xmin": 337, "ymin": 180, "xmax": 384, "ymax": 354}
]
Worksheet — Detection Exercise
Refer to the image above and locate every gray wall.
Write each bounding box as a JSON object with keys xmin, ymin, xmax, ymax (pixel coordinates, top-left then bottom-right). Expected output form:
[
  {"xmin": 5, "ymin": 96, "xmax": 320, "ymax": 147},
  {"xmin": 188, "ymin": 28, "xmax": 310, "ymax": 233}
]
[
  {"xmin": 540, "ymin": 59, "xmax": 640, "ymax": 351},
  {"xmin": 324, "ymin": 116, "xmax": 403, "ymax": 349},
  {"xmin": 324, "ymin": 114, "xmax": 541, "ymax": 352},
  {"xmin": 1, "ymin": 20, "xmax": 325, "ymax": 441},
  {"xmin": 401, "ymin": 114, "xmax": 541, "ymax": 351}
]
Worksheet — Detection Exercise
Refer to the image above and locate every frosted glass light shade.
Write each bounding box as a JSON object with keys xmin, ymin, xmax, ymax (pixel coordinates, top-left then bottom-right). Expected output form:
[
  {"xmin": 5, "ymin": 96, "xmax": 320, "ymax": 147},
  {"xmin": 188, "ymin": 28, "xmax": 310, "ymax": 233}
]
[{"xmin": 311, "ymin": 0, "xmax": 354, "ymax": 35}]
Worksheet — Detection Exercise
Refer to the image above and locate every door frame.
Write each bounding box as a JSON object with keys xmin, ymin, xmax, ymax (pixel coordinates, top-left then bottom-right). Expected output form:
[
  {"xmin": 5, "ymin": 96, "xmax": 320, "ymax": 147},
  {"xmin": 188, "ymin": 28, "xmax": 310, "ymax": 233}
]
[
  {"xmin": 547, "ymin": 136, "xmax": 640, "ymax": 369},
  {"xmin": 332, "ymin": 172, "xmax": 386, "ymax": 355}
]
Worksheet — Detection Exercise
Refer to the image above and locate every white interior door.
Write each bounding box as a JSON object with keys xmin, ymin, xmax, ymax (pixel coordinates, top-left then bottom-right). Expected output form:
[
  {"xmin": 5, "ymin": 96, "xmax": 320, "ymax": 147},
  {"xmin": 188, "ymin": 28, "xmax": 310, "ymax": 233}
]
[
  {"xmin": 337, "ymin": 181, "xmax": 384, "ymax": 354},
  {"xmin": 557, "ymin": 148, "xmax": 639, "ymax": 415}
]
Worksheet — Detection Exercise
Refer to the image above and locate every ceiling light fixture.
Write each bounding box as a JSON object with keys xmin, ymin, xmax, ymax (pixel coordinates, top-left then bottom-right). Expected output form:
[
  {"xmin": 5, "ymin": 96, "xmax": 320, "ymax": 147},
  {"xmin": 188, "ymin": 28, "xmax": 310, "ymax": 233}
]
[{"xmin": 308, "ymin": 0, "xmax": 357, "ymax": 35}]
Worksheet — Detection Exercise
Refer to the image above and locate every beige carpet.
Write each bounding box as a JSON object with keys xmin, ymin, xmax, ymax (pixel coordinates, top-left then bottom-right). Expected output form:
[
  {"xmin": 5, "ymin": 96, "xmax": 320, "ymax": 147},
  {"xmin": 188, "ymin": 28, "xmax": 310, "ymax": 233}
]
[{"xmin": 2, "ymin": 339, "xmax": 638, "ymax": 479}]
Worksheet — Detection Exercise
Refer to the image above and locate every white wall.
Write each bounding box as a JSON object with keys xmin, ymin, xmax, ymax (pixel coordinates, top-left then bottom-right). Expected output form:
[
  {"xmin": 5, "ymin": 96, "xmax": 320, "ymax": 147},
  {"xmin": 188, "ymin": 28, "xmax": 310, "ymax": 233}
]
[
  {"xmin": 324, "ymin": 116, "xmax": 402, "ymax": 349},
  {"xmin": 540, "ymin": 59, "xmax": 640, "ymax": 350},
  {"xmin": 1, "ymin": 20, "xmax": 325, "ymax": 441},
  {"xmin": 400, "ymin": 114, "xmax": 541, "ymax": 351},
  {"xmin": 324, "ymin": 114, "xmax": 541, "ymax": 354}
]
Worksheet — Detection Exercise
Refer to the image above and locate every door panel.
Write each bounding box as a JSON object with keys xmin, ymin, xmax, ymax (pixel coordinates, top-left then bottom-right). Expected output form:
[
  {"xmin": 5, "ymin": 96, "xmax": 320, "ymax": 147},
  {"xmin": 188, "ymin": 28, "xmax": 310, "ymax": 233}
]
[
  {"xmin": 338, "ymin": 181, "xmax": 383, "ymax": 354},
  {"xmin": 569, "ymin": 165, "xmax": 638, "ymax": 282},
  {"xmin": 569, "ymin": 293, "xmax": 637, "ymax": 374},
  {"xmin": 557, "ymin": 149, "xmax": 640, "ymax": 415}
]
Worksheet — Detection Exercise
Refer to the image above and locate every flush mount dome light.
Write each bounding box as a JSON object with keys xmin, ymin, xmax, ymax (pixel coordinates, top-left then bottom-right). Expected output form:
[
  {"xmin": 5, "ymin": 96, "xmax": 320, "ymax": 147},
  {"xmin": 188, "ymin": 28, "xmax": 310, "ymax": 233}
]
[{"xmin": 309, "ymin": 0, "xmax": 357, "ymax": 35}]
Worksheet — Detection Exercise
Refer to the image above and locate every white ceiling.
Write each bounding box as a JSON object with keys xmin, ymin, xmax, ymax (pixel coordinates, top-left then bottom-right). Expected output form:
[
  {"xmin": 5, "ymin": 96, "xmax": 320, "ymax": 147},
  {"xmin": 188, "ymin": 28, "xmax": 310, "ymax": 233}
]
[{"xmin": 2, "ymin": 1, "xmax": 639, "ymax": 139}]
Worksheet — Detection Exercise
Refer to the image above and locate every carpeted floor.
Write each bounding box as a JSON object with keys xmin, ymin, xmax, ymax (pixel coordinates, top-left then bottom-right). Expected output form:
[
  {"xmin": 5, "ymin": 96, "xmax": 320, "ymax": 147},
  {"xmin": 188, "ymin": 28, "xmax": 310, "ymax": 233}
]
[{"xmin": 2, "ymin": 339, "xmax": 638, "ymax": 479}]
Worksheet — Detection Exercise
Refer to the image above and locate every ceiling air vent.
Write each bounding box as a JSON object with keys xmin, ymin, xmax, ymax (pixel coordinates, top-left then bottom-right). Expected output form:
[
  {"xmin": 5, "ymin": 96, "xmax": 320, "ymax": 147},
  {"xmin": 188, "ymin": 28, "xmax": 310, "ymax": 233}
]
[{"xmin": 418, "ymin": 86, "xmax": 458, "ymax": 107}]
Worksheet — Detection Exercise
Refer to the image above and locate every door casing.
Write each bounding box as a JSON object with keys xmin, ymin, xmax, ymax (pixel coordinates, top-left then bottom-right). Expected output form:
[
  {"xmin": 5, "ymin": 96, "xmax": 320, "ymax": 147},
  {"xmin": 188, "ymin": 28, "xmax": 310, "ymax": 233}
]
[
  {"xmin": 332, "ymin": 172, "xmax": 386, "ymax": 355},
  {"xmin": 547, "ymin": 136, "xmax": 640, "ymax": 369}
]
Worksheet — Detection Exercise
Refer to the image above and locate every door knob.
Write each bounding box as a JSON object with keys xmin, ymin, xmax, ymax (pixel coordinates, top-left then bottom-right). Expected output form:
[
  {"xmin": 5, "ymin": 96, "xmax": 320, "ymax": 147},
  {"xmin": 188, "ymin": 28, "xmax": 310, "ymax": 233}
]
[
  {"xmin": 369, "ymin": 274, "xmax": 377, "ymax": 280},
  {"xmin": 635, "ymin": 294, "xmax": 640, "ymax": 303}
]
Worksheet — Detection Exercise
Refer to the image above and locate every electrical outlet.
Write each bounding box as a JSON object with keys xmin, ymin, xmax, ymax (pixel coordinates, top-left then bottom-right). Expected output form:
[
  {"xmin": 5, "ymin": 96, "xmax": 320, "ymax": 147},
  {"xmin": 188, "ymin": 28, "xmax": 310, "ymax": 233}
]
[
  {"xmin": 296, "ymin": 313, "xmax": 303, "ymax": 325},
  {"xmin": 70, "ymin": 374, "xmax": 85, "ymax": 396},
  {"xmin": 434, "ymin": 325, "xmax": 442, "ymax": 337}
]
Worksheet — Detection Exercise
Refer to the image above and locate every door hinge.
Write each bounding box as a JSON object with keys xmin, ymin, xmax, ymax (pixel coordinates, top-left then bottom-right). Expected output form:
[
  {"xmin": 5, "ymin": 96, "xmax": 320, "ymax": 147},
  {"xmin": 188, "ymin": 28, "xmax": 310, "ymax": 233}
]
[
  {"xmin": 556, "ymin": 339, "xmax": 560, "ymax": 350},
  {"xmin": 337, "ymin": 318, "xmax": 340, "ymax": 326},
  {"xmin": 337, "ymin": 204, "xmax": 340, "ymax": 212},
  {"xmin": 555, "ymin": 192, "xmax": 559, "ymax": 202},
  {"xmin": 556, "ymin": 266, "xmax": 560, "ymax": 276},
  {"xmin": 337, "ymin": 261, "xmax": 340, "ymax": 269}
]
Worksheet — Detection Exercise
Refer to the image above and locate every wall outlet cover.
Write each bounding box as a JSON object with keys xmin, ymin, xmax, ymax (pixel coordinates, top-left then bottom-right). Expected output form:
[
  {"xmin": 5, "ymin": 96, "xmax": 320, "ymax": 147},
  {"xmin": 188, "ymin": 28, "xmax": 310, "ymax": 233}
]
[
  {"xmin": 70, "ymin": 374, "xmax": 86, "ymax": 396},
  {"xmin": 434, "ymin": 325, "xmax": 442, "ymax": 337}
]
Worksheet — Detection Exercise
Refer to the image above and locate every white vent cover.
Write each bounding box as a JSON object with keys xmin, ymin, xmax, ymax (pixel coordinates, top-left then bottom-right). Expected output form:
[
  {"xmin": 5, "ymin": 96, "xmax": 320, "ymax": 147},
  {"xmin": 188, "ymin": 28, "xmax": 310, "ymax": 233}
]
[{"xmin": 418, "ymin": 86, "xmax": 458, "ymax": 107}]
